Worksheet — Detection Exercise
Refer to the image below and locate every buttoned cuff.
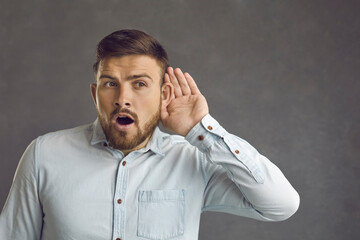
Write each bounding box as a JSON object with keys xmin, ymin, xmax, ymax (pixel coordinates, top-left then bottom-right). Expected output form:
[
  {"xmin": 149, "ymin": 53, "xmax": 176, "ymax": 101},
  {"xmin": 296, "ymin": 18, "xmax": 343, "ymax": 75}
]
[
  {"xmin": 186, "ymin": 114, "xmax": 265, "ymax": 183},
  {"xmin": 185, "ymin": 114, "xmax": 227, "ymax": 152}
]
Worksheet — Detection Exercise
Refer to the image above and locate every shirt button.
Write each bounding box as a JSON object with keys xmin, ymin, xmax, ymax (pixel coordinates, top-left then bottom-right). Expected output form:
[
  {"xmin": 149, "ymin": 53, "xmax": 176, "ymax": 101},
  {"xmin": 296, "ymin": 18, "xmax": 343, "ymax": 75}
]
[
  {"xmin": 122, "ymin": 161, "xmax": 127, "ymax": 166},
  {"xmin": 103, "ymin": 143, "xmax": 108, "ymax": 147},
  {"xmin": 116, "ymin": 238, "xmax": 121, "ymax": 240},
  {"xmin": 207, "ymin": 125, "xmax": 213, "ymax": 130},
  {"xmin": 235, "ymin": 150, "xmax": 240, "ymax": 154},
  {"xmin": 117, "ymin": 199, "xmax": 122, "ymax": 204},
  {"xmin": 198, "ymin": 135, "xmax": 204, "ymax": 141}
]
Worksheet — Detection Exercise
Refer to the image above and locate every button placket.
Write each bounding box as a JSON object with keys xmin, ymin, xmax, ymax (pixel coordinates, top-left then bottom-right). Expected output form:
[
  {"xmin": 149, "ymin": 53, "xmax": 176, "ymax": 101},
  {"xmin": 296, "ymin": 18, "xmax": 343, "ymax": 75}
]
[{"xmin": 112, "ymin": 152, "xmax": 129, "ymax": 240}]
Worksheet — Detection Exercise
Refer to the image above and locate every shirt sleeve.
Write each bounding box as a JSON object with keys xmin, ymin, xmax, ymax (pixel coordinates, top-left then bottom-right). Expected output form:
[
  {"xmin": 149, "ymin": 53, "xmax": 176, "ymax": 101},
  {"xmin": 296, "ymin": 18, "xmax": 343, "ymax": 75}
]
[
  {"xmin": 0, "ymin": 139, "xmax": 43, "ymax": 239},
  {"xmin": 185, "ymin": 114, "xmax": 300, "ymax": 221}
]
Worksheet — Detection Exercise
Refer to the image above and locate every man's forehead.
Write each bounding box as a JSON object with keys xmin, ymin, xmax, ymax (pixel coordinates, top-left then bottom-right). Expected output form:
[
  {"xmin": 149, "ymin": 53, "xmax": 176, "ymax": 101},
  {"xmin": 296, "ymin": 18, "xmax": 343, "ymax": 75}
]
[
  {"xmin": 96, "ymin": 56, "xmax": 163, "ymax": 84},
  {"xmin": 98, "ymin": 55, "xmax": 162, "ymax": 73}
]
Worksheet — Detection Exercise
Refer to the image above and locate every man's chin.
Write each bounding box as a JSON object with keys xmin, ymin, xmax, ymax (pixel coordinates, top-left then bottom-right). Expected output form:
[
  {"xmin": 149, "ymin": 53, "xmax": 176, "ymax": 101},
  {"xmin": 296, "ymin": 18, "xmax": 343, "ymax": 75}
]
[{"xmin": 112, "ymin": 126, "xmax": 133, "ymax": 137}]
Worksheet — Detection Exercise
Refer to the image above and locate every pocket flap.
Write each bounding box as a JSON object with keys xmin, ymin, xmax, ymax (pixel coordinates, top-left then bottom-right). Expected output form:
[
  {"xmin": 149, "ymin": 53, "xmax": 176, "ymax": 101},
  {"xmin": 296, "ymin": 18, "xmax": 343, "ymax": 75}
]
[{"xmin": 138, "ymin": 189, "xmax": 185, "ymax": 202}]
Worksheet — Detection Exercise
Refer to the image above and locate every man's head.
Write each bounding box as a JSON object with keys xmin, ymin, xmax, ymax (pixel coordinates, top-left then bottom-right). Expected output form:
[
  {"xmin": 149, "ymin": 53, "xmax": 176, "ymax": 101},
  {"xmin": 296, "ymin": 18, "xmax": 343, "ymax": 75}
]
[
  {"xmin": 91, "ymin": 30, "xmax": 173, "ymax": 155},
  {"xmin": 93, "ymin": 29, "xmax": 169, "ymax": 83}
]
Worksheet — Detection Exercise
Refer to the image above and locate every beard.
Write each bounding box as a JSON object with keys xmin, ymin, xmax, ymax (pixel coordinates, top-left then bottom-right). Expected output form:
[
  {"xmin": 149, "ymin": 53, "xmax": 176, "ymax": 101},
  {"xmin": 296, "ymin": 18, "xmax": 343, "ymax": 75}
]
[{"xmin": 97, "ymin": 102, "xmax": 161, "ymax": 151}]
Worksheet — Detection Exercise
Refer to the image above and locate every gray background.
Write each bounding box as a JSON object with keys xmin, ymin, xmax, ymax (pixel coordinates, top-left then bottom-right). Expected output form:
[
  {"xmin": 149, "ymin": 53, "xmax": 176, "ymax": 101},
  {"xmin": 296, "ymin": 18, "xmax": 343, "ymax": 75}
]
[{"xmin": 0, "ymin": 0, "xmax": 359, "ymax": 239}]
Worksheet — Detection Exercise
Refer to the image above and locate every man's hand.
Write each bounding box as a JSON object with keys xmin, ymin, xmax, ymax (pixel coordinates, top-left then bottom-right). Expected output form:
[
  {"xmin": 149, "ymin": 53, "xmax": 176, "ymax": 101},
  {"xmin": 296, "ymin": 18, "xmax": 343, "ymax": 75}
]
[{"xmin": 161, "ymin": 67, "xmax": 209, "ymax": 136}]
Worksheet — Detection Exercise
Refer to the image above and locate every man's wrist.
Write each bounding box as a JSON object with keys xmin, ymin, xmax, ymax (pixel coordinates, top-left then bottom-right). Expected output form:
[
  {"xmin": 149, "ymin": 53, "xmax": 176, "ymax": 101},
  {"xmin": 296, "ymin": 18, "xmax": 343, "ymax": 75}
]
[{"xmin": 185, "ymin": 114, "xmax": 223, "ymax": 152}]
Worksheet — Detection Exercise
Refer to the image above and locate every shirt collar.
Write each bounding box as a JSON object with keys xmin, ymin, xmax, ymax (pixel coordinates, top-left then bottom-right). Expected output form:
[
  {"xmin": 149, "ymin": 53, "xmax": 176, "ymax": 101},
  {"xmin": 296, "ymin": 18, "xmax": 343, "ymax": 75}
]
[
  {"xmin": 90, "ymin": 118, "xmax": 165, "ymax": 156},
  {"xmin": 142, "ymin": 127, "xmax": 165, "ymax": 156},
  {"xmin": 90, "ymin": 118, "xmax": 107, "ymax": 146}
]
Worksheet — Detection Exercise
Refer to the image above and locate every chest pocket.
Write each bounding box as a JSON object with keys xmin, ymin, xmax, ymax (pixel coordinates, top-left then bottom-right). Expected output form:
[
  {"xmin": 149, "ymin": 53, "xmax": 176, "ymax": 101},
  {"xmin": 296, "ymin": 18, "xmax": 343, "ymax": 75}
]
[{"xmin": 137, "ymin": 189, "xmax": 185, "ymax": 240}]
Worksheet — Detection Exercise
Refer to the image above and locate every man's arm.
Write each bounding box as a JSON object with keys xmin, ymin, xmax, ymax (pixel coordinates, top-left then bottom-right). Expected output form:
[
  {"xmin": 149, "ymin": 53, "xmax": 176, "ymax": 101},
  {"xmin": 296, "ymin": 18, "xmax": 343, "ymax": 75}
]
[
  {"xmin": 186, "ymin": 115, "xmax": 300, "ymax": 221},
  {"xmin": 0, "ymin": 139, "xmax": 43, "ymax": 239},
  {"xmin": 161, "ymin": 67, "xmax": 299, "ymax": 221}
]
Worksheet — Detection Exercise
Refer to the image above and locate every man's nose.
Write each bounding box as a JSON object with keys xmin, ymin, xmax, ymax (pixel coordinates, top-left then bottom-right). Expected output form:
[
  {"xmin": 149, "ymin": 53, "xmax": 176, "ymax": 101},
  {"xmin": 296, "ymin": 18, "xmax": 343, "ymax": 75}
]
[{"xmin": 114, "ymin": 85, "xmax": 131, "ymax": 108}]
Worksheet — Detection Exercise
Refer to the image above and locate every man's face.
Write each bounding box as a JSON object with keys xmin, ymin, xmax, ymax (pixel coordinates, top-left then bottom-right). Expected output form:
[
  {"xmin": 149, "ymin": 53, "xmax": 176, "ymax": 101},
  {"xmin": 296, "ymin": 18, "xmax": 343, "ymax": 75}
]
[{"xmin": 91, "ymin": 55, "xmax": 165, "ymax": 153}]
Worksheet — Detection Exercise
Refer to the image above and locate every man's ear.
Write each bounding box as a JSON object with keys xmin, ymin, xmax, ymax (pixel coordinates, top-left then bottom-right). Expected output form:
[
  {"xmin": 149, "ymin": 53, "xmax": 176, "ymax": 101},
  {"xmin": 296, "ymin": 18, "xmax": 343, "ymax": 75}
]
[
  {"xmin": 90, "ymin": 83, "xmax": 97, "ymax": 106},
  {"xmin": 161, "ymin": 82, "xmax": 174, "ymax": 109}
]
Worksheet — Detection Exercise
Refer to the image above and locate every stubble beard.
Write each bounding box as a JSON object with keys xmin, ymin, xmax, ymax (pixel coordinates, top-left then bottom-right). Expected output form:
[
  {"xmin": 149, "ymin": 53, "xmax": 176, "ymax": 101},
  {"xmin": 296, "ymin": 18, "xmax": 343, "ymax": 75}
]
[{"xmin": 97, "ymin": 102, "xmax": 161, "ymax": 152}]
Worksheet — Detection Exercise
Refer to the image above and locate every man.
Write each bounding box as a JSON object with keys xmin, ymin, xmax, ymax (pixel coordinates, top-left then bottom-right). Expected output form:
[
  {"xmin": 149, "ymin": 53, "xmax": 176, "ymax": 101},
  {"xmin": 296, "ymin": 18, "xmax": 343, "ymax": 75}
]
[{"xmin": 0, "ymin": 29, "xmax": 299, "ymax": 240}]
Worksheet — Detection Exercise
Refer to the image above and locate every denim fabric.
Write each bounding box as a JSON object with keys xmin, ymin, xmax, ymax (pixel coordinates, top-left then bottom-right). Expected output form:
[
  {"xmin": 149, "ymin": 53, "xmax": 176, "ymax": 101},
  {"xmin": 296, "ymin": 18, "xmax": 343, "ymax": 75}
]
[{"xmin": 0, "ymin": 114, "xmax": 299, "ymax": 240}]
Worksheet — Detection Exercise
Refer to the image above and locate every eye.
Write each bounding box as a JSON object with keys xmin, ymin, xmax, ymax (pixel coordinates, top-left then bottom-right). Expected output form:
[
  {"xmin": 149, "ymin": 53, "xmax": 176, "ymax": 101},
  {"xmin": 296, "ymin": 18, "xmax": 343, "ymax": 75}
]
[
  {"xmin": 134, "ymin": 81, "xmax": 146, "ymax": 88},
  {"xmin": 104, "ymin": 81, "xmax": 117, "ymax": 87}
]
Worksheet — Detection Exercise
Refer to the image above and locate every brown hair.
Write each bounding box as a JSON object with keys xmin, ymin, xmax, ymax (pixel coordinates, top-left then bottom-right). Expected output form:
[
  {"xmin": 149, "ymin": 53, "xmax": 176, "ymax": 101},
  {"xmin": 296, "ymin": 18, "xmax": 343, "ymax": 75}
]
[{"xmin": 93, "ymin": 29, "xmax": 169, "ymax": 82}]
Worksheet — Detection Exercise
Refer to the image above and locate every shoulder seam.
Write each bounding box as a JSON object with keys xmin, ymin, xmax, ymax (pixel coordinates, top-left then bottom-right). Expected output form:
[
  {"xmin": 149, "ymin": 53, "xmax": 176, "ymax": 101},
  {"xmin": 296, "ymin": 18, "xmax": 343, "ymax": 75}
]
[{"xmin": 39, "ymin": 123, "xmax": 92, "ymax": 140}]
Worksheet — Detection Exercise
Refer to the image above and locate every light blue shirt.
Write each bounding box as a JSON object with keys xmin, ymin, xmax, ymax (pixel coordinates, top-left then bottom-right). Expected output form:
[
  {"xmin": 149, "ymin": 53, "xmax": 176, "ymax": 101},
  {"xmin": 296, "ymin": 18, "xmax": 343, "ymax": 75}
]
[{"xmin": 0, "ymin": 114, "xmax": 299, "ymax": 240}]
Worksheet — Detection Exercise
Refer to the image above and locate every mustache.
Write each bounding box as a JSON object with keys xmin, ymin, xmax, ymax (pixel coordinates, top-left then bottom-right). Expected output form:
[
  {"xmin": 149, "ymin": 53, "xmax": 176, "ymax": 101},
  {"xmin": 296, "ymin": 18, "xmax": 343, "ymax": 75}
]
[{"xmin": 111, "ymin": 108, "xmax": 139, "ymax": 123}]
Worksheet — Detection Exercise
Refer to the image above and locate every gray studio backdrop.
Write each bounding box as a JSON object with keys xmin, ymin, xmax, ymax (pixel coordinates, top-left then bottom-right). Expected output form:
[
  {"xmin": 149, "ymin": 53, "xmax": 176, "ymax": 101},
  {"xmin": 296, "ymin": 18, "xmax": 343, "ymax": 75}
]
[{"xmin": 1, "ymin": 0, "xmax": 359, "ymax": 239}]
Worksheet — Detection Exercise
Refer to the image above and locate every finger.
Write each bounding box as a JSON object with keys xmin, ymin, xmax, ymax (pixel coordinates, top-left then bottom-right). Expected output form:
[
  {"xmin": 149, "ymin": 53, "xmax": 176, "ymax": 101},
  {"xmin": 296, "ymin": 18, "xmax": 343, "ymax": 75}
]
[
  {"xmin": 184, "ymin": 72, "xmax": 201, "ymax": 95},
  {"xmin": 174, "ymin": 68, "xmax": 191, "ymax": 96},
  {"xmin": 164, "ymin": 72, "xmax": 170, "ymax": 83},
  {"xmin": 167, "ymin": 67, "xmax": 182, "ymax": 98}
]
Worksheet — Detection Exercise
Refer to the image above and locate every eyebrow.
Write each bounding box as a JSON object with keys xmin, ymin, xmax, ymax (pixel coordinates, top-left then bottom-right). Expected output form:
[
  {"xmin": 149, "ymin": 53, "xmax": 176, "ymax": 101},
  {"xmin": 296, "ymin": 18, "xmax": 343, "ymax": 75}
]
[
  {"xmin": 99, "ymin": 74, "xmax": 116, "ymax": 80},
  {"xmin": 99, "ymin": 74, "xmax": 153, "ymax": 82},
  {"xmin": 127, "ymin": 74, "xmax": 153, "ymax": 82}
]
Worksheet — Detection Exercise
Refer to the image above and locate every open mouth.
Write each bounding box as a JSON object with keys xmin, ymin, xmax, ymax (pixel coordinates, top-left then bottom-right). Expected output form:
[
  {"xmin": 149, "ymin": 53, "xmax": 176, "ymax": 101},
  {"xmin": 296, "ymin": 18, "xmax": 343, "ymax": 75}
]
[{"xmin": 116, "ymin": 116, "xmax": 135, "ymax": 125}]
